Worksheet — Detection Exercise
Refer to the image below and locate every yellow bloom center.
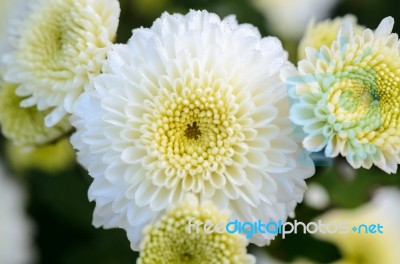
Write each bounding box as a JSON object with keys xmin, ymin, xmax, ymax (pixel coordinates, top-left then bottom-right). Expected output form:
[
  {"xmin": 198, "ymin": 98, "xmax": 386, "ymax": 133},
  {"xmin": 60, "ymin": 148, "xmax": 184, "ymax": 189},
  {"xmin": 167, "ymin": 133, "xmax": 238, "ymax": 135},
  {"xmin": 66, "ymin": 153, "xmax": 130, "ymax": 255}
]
[{"xmin": 143, "ymin": 80, "xmax": 246, "ymax": 188}]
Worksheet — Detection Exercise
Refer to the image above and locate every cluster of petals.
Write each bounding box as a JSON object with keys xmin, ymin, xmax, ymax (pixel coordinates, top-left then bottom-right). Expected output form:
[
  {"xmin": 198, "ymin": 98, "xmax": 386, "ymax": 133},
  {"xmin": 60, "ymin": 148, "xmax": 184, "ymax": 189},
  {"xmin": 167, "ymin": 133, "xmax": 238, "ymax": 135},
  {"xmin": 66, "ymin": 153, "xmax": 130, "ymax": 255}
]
[
  {"xmin": 286, "ymin": 17, "xmax": 400, "ymax": 173},
  {"xmin": 2, "ymin": 0, "xmax": 120, "ymax": 127}
]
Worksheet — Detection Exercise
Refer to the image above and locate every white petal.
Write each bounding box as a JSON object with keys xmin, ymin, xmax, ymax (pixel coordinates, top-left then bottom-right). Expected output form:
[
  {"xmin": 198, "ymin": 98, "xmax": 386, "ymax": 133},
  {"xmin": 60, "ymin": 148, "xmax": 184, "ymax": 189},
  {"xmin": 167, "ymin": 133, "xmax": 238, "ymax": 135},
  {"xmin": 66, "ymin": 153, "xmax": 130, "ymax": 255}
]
[{"xmin": 374, "ymin": 16, "xmax": 394, "ymax": 38}]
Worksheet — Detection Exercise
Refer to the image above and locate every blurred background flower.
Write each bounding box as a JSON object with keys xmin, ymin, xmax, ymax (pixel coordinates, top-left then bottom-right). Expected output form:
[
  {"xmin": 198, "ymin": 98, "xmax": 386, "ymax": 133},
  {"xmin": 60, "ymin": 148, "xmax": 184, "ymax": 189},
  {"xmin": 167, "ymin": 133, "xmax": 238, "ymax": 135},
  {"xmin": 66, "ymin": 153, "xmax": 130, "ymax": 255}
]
[
  {"xmin": 6, "ymin": 138, "xmax": 75, "ymax": 173},
  {"xmin": 303, "ymin": 183, "xmax": 330, "ymax": 210},
  {"xmin": 312, "ymin": 187, "xmax": 400, "ymax": 264},
  {"xmin": 297, "ymin": 15, "xmax": 364, "ymax": 60},
  {"xmin": 0, "ymin": 0, "xmax": 24, "ymax": 56},
  {"xmin": 251, "ymin": 0, "xmax": 339, "ymax": 40},
  {"xmin": 0, "ymin": 164, "xmax": 35, "ymax": 264}
]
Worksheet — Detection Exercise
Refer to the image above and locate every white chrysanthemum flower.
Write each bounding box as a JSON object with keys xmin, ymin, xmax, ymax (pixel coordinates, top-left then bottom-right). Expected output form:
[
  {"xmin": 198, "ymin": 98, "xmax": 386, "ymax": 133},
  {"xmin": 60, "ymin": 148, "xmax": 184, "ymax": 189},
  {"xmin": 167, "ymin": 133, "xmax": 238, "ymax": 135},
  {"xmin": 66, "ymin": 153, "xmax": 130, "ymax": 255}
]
[
  {"xmin": 313, "ymin": 187, "xmax": 400, "ymax": 264},
  {"xmin": 71, "ymin": 10, "xmax": 315, "ymax": 250},
  {"xmin": 138, "ymin": 194, "xmax": 255, "ymax": 264},
  {"xmin": 0, "ymin": 165, "xmax": 34, "ymax": 264},
  {"xmin": 2, "ymin": 0, "xmax": 120, "ymax": 127},
  {"xmin": 286, "ymin": 17, "xmax": 400, "ymax": 174},
  {"xmin": 251, "ymin": 0, "xmax": 338, "ymax": 39},
  {"xmin": 298, "ymin": 15, "xmax": 365, "ymax": 60}
]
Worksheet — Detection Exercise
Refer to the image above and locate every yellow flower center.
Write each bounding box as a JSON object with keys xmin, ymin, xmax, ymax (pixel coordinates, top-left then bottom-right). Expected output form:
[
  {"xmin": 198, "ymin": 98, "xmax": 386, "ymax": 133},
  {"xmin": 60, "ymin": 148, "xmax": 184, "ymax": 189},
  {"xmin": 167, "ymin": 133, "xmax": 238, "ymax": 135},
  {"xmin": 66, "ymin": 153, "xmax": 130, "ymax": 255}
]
[{"xmin": 144, "ymin": 80, "xmax": 245, "ymax": 185}]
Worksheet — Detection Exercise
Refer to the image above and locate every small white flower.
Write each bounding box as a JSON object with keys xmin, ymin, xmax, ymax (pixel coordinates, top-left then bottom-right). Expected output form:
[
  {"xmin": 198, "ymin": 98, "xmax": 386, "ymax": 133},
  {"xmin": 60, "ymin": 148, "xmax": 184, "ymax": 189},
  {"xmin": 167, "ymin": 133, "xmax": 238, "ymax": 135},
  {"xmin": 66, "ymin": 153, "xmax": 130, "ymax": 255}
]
[
  {"xmin": 71, "ymin": 10, "xmax": 315, "ymax": 250},
  {"xmin": 251, "ymin": 0, "xmax": 338, "ymax": 39},
  {"xmin": 0, "ymin": 165, "xmax": 34, "ymax": 264},
  {"xmin": 304, "ymin": 183, "xmax": 330, "ymax": 210},
  {"xmin": 2, "ymin": 0, "xmax": 120, "ymax": 127}
]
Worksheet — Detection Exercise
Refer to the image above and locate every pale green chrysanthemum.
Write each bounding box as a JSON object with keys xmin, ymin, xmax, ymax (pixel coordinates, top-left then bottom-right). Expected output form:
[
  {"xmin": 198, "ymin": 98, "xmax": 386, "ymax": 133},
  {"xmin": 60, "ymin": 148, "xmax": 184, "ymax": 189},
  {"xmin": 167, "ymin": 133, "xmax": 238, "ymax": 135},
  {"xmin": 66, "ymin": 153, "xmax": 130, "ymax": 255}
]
[
  {"xmin": 3, "ymin": 0, "xmax": 120, "ymax": 127},
  {"xmin": 0, "ymin": 82, "xmax": 71, "ymax": 146},
  {"xmin": 138, "ymin": 194, "xmax": 255, "ymax": 264},
  {"xmin": 298, "ymin": 15, "xmax": 365, "ymax": 60},
  {"xmin": 286, "ymin": 17, "xmax": 400, "ymax": 173},
  {"xmin": 6, "ymin": 138, "xmax": 75, "ymax": 173}
]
